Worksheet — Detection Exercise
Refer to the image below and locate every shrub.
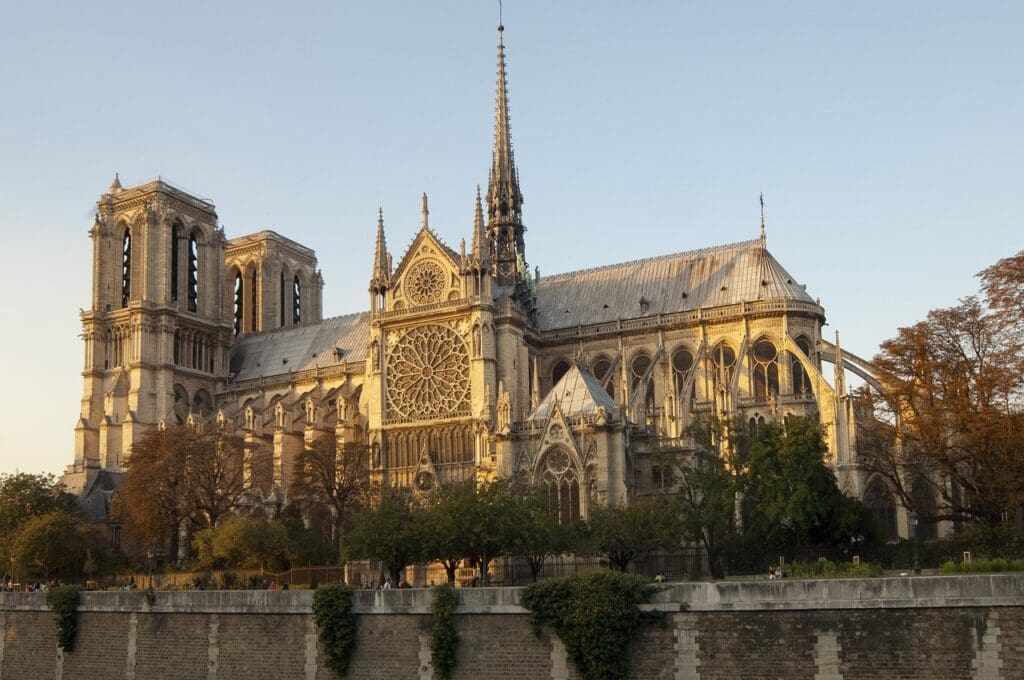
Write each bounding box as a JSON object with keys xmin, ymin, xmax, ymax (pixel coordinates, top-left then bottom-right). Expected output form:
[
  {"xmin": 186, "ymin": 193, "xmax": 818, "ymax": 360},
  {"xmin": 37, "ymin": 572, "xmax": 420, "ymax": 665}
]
[
  {"xmin": 521, "ymin": 570, "xmax": 659, "ymax": 680},
  {"xmin": 45, "ymin": 585, "xmax": 82, "ymax": 652},
  {"xmin": 431, "ymin": 584, "xmax": 459, "ymax": 679},
  {"xmin": 785, "ymin": 560, "xmax": 882, "ymax": 579},
  {"xmin": 312, "ymin": 584, "xmax": 357, "ymax": 678}
]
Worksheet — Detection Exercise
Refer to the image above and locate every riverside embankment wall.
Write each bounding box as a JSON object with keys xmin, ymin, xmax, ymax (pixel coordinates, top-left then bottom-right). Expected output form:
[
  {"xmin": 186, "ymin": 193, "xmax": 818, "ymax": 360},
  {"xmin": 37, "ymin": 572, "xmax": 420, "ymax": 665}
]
[{"xmin": 1, "ymin": 575, "xmax": 1023, "ymax": 679}]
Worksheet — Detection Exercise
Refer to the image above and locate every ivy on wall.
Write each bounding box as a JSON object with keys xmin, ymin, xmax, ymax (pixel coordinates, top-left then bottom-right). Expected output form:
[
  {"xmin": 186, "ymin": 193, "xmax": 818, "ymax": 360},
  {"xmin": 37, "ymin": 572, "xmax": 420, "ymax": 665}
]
[
  {"xmin": 521, "ymin": 570, "xmax": 660, "ymax": 680},
  {"xmin": 45, "ymin": 585, "xmax": 82, "ymax": 652},
  {"xmin": 430, "ymin": 584, "xmax": 459, "ymax": 679},
  {"xmin": 312, "ymin": 584, "xmax": 358, "ymax": 678}
]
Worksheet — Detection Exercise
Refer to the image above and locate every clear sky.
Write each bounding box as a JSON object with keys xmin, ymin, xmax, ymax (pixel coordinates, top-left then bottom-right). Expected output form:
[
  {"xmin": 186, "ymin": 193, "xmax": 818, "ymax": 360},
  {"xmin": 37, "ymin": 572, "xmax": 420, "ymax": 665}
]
[{"xmin": 0, "ymin": 1, "xmax": 1020, "ymax": 476}]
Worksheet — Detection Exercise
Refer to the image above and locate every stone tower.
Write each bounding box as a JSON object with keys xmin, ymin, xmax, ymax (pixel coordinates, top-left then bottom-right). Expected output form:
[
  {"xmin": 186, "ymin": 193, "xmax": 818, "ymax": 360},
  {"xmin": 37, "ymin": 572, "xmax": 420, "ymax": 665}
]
[{"xmin": 71, "ymin": 178, "xmax": 233, "ymax": 474}]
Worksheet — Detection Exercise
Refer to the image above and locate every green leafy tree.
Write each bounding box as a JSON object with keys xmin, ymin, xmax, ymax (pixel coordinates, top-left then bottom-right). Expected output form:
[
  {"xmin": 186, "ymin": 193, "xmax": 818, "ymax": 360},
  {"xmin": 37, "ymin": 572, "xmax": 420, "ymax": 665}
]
[
  {"xmin": 584, "ymin": 501, "xmax": 680, "ymax": 572},
  {"xmin": 507, "ymin": 483, "xmax": 578, "ymax": 582},
  {"xmin": 11, "ymin": 511, "xmax": 89, "ymax": 580},
  {"xmin": 741, "ymin": 417, "xmax": 880, "ymax": 558},
  {"xmin": 345, "ymin": 487, "xmax": 423, "ymax": 582},
  {"xmin": 0, "ymin": 472, "xmax": 77, "ymax": 567},
  {"xmin": 192, "ymin": 516, "xmax": 293, "ymax": 571},
  {"xmin": 663, "ymin": 419, "xmax": 742, "ymax": 578}
]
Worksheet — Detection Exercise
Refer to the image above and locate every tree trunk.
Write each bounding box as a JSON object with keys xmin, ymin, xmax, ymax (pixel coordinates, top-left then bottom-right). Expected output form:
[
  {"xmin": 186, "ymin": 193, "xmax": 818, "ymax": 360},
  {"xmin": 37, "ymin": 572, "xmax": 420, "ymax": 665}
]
[{"xmin": 444, "ymin": 561, "xmax": 457, "ymax": 584}]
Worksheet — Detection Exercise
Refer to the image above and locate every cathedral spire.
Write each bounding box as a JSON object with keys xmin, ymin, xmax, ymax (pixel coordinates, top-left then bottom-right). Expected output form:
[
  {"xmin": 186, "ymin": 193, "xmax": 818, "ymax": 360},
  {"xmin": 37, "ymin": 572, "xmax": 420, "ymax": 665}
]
[
  {"xmin": 370, "ymin": 207, "xmax": 391, "ymax": 292},
  {"xmin": 472, "ymin": 184, "xmax": 487, "ymax": 262},
  {"xmin": 486, "ymin": 21, "xmax": 526, "ymax": 283}
]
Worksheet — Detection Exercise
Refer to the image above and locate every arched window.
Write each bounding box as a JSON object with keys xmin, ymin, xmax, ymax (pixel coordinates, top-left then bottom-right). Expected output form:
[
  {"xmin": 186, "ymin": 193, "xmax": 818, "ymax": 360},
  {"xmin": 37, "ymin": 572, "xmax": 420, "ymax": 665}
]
[
  {"xmin": 293, "ymin": 275, "xmax": 302, "ymax": 325},
  {"xmin": 551, "ymin": 359, "xmax": 571, "ymax": 387},
  {"xmin": 751, "ymin": 339, "xmax": 779, "ymax": 400},
  {"xmin": 540, "ymin": 448, "xmax": 580, "ymax": 525},
  {"xmin": 711, "ymin": 343, "xmax": 736, "ymax": 397},
  {"xmin": 630, "ymin": 352, "xmax": 655, "ymax": 411},
  {"xmin": 187, "ymin": 233, "xmax": 199, "ymax": 312},
  {"xmin": 121, "ymin": 228, "xmax": 132, "ymax": 307},
  {"xmin": 279, "ymin": 271, "xmax": 286, "ymax": 327},
  {"xmin": 250, "ymin": 267, "xmax": 258, "ymax": 332},
  {"xmin": 192, "ymin": 389, "xmax": 213, "ymax": 418},
  {"xmin": 232, "ymin": 272, "xmax": 243, "ymax": 336},
  {"xmin": 591, "ymin": 356, "xmax": 614, "ymax": 400},
  {"xmin": 170, "ymin": 223, "xmax": 180, "ymax": 302},
  {"xmin": 671, "ymin": 347, "xmax": 696, "ymax": 404},
  {"xmin": 791, "ymin": 336, "xmax": 812, "ymax": 395},
  {"xmin": 863, "ymin": 478, "xmax": 898, "ymax": 542}
]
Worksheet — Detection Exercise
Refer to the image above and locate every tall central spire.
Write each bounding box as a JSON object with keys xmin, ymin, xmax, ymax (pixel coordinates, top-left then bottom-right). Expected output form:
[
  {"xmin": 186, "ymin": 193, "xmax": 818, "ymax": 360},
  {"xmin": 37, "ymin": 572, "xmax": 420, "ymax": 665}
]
[{"xmin": 486, "ymin": 21, "xmax": 526, "ymax": 284}]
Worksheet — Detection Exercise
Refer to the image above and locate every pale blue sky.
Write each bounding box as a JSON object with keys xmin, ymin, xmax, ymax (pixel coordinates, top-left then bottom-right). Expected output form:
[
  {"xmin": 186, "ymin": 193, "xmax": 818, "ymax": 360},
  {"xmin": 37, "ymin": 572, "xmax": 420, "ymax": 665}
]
[{"xmin": 0, "ymin": 1, "xmax": 1020, "ymax": 475}]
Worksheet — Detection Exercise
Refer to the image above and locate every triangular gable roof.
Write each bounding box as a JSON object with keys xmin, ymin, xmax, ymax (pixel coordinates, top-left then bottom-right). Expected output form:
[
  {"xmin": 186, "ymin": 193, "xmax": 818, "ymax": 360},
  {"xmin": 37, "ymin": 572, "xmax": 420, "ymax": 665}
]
[
  {"xmin": 529, "ymin": 363, "xmax": 616, "ymax": 421},
  {"xmin": 534, "ymin": 239, "xmax": 816, "ymax": 330},
  {"xmin": 391, "ymin": 226, "xmax": 461, "ymax": 281}
]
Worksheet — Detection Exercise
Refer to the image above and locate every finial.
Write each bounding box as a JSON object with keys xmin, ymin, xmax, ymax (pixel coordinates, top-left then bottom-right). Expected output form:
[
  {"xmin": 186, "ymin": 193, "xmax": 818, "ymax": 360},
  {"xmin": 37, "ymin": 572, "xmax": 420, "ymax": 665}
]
[
  {"xmin": 759, "ymin": 192, "xmax": 766, "ymax": 246},
  {"xmin": 421, "ymin": 193, "xmax": 429, "ymax": 229},
  {"xmin": 498, "ymin": 0, "xmax": 503, "ymax": 31},
  {"xmin": 377, "ymin": 206, "xmax": 384, "ymax": 227},
  {"xmin": 109, "ymin": 173, "xmax": 122, "ymax": 194}
]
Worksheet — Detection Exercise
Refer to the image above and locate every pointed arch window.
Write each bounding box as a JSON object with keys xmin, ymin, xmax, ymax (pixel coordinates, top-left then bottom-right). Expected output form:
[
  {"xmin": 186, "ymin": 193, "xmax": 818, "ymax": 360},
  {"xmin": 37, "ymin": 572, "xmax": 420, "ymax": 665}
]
[
  {"xmin": 791, "ymin": 336, "xmax": 812, "ymax": 395},
  {"xmin": 121, "ymin": 228, "xmax": 131, "ymax": 307},
  {"xmin": 551, "ymin": 359, "xmax": 571, "ymax": 387},
  {"xmin": 671, "ymin": 347, "xmax": 696, "ymax": 404},
  {"xmin": 592, "ymin": 356, "xmax": 615, "ymax": 400},
  {"xmin": 711, "ymin": 343, "xmax": 736, "ymax": 398},
  {"xmin": 170, "ymin": 224, "xmax": 180, "ymax": 302},
  {"xmin": 232, "ymin": 272, "xmax": 243, "ymax": 337},
  {"xmin": 279, "ymin": 271, "xmax": 286, "ymax": 327},
  {"xmin": 863, "ymin": 478, "xmax": 898, "ymax": 542},
  {"xmin": 292, "ymin": 275, "xmax": 302, "ymax": 324},
  {"xmin": 751, "ymin": 339, "xmax": 779, "ymax": 401},
  {"xmin": 630, "ymin": 352, "xmax": 655, "ymax": 411},
  {"xmin": 250, "ymin": 268, "xmax": 258, "ymax": 332},
  {"xmin": 540, "ymin": 448, "xmax": 580, "ymax": 525},
  {"xmin": 187, "ymin": 233, "xmax": 199, "ymax": 312}
]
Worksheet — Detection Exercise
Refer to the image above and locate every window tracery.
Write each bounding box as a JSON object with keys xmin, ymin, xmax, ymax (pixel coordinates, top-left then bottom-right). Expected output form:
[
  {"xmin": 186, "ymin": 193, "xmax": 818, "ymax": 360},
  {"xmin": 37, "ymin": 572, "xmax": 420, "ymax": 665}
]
[
  {"xmin": 385, "ymin": 323, "xmax": 471, "ymax": 421},
  {"xmin": 751, "ymin": 339, "xmax": 779, "ymax": 400},
  {"xmin": 539, "ymin": 447, "xmax": 580, "ymax": 525},
  {"xmin": 187, "ymin": 232, "xmax": 199, "ymax": 312},
  {"xmin": 405, "ymin": 260, "xmax": 447, "ymax": 306},
  {"xmin": 791, "ymin": 336, "xmax": 812, "ymax": 395}
]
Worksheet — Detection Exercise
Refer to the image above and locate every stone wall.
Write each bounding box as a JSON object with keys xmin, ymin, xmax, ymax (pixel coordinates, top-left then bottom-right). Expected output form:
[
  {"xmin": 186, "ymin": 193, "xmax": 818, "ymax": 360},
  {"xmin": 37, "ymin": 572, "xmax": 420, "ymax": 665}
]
[{"xmin": 1, "ymin": 575, "xmax": 1023, "ymax": 679}]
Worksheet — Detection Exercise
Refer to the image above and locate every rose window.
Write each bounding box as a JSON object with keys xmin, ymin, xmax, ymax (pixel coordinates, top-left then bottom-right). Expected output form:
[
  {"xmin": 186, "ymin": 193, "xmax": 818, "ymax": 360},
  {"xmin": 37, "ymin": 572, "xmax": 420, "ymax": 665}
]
[
  {"xmin": 385, "ymin": 324, "xmax": 470, "ymax": 420},
  {"xmin": 405, "ymin": 261, "xmax": 447, "ymax": 306}
]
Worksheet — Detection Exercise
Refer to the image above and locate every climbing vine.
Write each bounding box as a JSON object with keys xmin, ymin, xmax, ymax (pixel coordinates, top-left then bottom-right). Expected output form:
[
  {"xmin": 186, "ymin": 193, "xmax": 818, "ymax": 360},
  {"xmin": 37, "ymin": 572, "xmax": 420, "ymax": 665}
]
[
  {"xmin": 45, "ymin": 585, "xmax": 82, "ymax": 652},
  {"xmin": 430, "ymin": 583, "xmax": 459, "ymax": 679},
  {"xmin": 521, "ymin": 570, "xmax": 659, "ymax": 680},
  {"xmin": 312, "ymin": 584, "xmax": 357, "ymax": 678}
]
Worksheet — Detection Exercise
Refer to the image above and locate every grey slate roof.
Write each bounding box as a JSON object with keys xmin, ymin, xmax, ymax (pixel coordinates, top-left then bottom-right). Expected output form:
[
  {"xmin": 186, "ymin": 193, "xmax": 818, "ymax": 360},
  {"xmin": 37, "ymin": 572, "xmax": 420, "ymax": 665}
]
[
  {"xmin": 534, "ymin": 239, "xmax": 815, "ymax": 330},
  {"xmin": 529, "ymin": 364, "xmax": 616, "ymax": 421},
  {"xmin": 229, "ymin": 312, "xmax": 370, "ymax": 382}
]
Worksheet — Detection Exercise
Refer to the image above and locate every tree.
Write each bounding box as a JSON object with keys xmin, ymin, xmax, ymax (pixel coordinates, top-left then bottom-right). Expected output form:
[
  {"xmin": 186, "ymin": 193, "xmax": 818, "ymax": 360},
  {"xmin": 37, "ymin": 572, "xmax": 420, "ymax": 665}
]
[
  {"xmin": 115, "ymin": 426, "xmax": 257, "ymax": 564},
  {"xmin": 860, "ymin": 257, "xmax": 1024, "ymax": 528},
  {"xmin": 665, "ymin": 419, "xmax": 742, "ymax": 578},
  {"xmin": 506, "ymin": 483, "xmax": 578, "ymax": 582},
  {"xmin": 289, "ymin": 436, "xmax": 373, "ymax": 549},
  {"xmin": 741, "ymin": 417, "xmax": 879, "ymax": 558},
  {"xmin": 345, "ymin": 487, "xmax": 423, "ymax": 583},
  {"xmin": 584, "ymin": 501, "xmax": 680, "ymax": 572},
  {"xmin": 0, "ymin": 472, "xmax": 77, "ymax": 568},
  {"xmin": 10, "ymin": 511, "xmax": 89, "ymax": 580},
  {"xmin": 192, "ymin": 516, "xmax": 293, "ymax": 572}
]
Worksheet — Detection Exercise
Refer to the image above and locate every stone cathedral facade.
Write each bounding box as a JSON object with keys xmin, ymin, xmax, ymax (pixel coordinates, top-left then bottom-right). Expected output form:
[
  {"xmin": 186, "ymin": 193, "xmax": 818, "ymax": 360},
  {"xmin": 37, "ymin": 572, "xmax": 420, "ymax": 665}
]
[{"xmin": 64, "ymin": 26, "xmax": 893, "ymax": 535}]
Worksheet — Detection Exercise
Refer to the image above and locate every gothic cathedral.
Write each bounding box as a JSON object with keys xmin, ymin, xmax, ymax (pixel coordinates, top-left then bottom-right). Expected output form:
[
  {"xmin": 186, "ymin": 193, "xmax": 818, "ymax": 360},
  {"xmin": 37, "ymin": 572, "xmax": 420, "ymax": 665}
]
[{"xmin": 64, "ymin": 25, "xmax": 883, "ymax": 530}]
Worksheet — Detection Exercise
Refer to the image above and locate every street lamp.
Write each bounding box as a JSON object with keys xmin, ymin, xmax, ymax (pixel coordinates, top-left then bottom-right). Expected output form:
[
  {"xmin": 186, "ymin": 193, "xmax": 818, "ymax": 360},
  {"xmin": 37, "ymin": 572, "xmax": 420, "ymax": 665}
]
[
  {"xmin": 146, "ymin": 548, "xmax": 155, "ymax": 589},
  {"xmin": 909, "ymin": 511, "xmax": 921, "ymax": 575},
  {"xmin": 9, "ymin": 556, "xmax": 14, "ymax": 591}
]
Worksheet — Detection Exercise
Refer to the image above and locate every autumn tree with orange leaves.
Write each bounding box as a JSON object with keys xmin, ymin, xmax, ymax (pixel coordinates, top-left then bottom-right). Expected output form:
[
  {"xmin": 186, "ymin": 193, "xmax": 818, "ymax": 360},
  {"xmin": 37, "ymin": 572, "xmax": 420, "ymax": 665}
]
[{"xmin": 858, "ymin": 250, "xmax": 1024, "ymax": 529}]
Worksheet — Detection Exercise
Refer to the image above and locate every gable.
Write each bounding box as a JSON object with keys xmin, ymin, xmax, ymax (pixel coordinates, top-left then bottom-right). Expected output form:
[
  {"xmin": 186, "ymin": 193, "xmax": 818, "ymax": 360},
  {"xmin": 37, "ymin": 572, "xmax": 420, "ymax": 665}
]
[{"xmin": 391, "ymin": 228, "xmax": 463, "ymax": 310}]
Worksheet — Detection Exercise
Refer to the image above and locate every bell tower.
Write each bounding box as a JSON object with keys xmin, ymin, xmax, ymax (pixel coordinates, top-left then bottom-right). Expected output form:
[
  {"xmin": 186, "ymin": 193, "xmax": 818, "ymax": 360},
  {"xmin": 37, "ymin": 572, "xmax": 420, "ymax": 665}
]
[{"xmin": 71, "ymin": 177, "xmax": 232, "ymax": 474}]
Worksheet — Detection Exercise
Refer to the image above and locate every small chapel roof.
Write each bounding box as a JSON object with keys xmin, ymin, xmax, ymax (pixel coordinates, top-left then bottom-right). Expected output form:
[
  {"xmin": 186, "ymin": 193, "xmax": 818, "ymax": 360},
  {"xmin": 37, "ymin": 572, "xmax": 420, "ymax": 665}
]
[
  {"xmin": 533, "ymin": 239, "xmax": 816, "ymax": 330},
  {"xmin": 229, "ymin": 312, "xmax": 370, "ymax": 382},
  {"xmin": 529, "ymin": 363, "xmax": 616, "ymax": 421}
]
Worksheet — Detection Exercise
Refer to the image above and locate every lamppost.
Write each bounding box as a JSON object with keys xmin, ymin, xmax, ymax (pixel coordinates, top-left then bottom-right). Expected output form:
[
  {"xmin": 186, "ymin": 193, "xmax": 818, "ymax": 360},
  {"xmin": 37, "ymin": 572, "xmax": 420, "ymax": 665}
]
[
  {"xmin": 909, "ymin": 511, "xmax": 921, "ymax": 575},
  {"xmin": 146, "ymin": 548, "xmax": 155, "ymax": 589},
  {"xmin": 9, "ymin": 556, "xmax": 14, "ymax": 591}
]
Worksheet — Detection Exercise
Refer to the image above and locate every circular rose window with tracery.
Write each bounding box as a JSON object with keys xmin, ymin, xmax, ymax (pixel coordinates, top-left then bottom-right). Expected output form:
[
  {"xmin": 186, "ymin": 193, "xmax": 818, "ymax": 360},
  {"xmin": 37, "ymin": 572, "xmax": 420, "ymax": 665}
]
[
  {"xmin": 385, "ymin": 324, "xmax": 470, "ymax": 420},
  {"xmin": 405, "ymin": 261, "xmax": 447, "ymax": 306}
]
